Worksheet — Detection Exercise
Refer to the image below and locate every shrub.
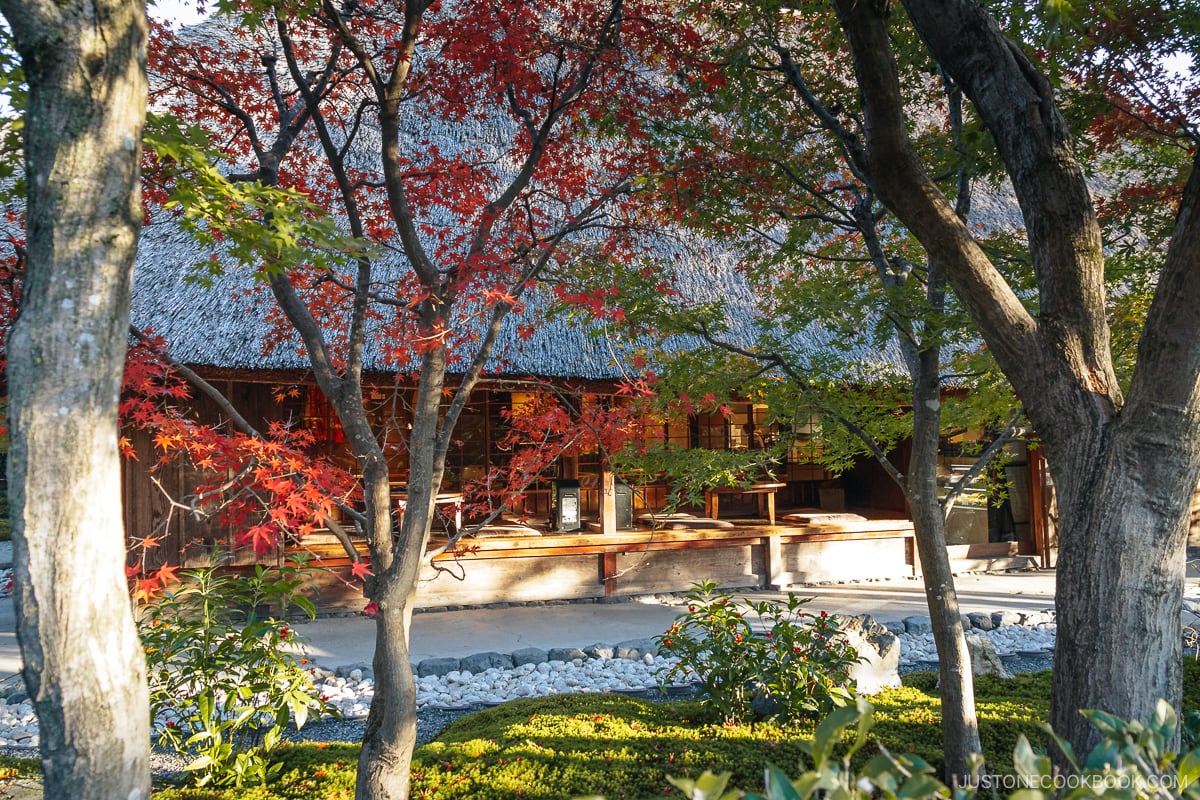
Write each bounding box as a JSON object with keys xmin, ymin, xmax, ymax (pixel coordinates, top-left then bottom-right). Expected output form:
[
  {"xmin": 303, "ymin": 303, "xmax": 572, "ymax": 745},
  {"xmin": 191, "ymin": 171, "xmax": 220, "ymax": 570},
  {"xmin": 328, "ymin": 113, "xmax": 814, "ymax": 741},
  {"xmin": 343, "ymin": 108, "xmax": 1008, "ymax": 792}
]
[
  {"xmin": 655, "ymin": 579, "xmax": 859, "ymax": 724},
  {"xmin": 138, "ymin": 554, "xmax": 335, "ymax": 788}
]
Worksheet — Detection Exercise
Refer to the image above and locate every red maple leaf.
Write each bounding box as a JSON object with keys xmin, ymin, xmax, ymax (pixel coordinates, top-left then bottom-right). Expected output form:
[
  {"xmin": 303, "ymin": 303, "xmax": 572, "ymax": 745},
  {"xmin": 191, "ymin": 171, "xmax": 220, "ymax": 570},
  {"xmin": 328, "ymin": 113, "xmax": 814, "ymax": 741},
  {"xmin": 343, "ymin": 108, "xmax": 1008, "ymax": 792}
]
[
  {"xmin": 154, "ymin": 564, "xmax": 181, "ymax": 586},
  {"xmin": 236, "ymin": 524, "xmax": 279, "ymax": 555},
  {"xmin": 132, "ymin": 577, "xmax": 160, "ymax": 604},
  {"xmin": 351, "ymin": 561, "xmax": 374, "ymax": 580}
]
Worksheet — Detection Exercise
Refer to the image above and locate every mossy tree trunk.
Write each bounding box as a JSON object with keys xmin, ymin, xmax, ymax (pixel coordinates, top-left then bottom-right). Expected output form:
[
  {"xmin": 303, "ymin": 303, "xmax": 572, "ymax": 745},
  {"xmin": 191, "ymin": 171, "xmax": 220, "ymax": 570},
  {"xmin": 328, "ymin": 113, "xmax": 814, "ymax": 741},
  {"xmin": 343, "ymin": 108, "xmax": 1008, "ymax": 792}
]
[{"xmin": 0, "ymin": 0, "xmax": 150, "ymax": 795}]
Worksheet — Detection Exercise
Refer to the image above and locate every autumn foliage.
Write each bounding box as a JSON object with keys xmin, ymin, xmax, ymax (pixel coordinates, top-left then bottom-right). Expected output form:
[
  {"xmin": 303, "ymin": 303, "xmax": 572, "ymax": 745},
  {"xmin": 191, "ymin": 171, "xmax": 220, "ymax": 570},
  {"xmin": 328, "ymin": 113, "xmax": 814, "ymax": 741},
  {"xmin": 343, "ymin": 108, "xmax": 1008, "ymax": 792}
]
[
  {"xmin": 120, "ymin": 337, "xmax": 357, "ymax": 600},
  {"xmin": 144, "ymin": 2, "xmax": 717, "ymax": 372},
  {"xmin": 460, "ymin": 386, "xmax": 663, "ymax": 524}
]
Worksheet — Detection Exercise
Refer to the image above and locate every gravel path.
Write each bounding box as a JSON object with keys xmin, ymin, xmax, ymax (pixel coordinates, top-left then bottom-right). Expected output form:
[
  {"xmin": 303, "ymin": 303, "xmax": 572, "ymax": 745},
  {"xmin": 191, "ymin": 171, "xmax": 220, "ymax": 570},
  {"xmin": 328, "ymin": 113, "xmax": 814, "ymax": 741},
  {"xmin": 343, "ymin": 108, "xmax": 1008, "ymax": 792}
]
[{"xmin": 287, "ymin": 651, "xmax": 1058, "ymax": 751}]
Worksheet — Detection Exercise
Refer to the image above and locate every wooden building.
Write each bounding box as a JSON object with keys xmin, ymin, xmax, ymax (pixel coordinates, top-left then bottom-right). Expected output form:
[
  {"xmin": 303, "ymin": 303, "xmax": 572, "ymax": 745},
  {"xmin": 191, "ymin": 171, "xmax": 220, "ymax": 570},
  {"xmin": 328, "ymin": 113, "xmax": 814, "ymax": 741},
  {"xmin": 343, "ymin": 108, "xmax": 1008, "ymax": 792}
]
[
  {"xmin": 122, "ymin": 221, "xmax": 1052, "ymax": 610},
  {"xmin": 104, "ymin": 17, "xmax": 1070, "ymax": 610}
]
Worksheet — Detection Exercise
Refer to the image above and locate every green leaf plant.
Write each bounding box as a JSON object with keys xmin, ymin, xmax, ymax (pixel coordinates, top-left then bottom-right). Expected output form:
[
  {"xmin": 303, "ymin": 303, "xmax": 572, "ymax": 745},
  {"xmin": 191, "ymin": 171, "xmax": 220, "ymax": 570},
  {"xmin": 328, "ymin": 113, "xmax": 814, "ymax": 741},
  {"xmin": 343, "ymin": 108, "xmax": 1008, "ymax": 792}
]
[
  {"xmin": 137, "ymin": 551, "xmax": 336, "ymax": 787},
  {"xmin": 656, "ymin": 580, "xmax": 860, "ymax": 725}
]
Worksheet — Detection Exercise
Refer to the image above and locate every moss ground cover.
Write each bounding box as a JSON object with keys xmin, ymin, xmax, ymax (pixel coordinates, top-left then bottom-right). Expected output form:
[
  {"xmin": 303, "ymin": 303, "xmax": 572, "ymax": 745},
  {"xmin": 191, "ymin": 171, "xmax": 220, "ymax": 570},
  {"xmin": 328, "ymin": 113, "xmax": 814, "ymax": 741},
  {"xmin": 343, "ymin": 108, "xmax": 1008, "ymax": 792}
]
[
  {"xmin": 0, "ymin": 662, "xmax": 1183, "ymax": 798},
  {"xmin": 146, "ymin": 665, "xmax": 1075, "ymax": 799},
  {"xmin": 0, "ymin": 756, "xmax": 39, "ymax": 780}
]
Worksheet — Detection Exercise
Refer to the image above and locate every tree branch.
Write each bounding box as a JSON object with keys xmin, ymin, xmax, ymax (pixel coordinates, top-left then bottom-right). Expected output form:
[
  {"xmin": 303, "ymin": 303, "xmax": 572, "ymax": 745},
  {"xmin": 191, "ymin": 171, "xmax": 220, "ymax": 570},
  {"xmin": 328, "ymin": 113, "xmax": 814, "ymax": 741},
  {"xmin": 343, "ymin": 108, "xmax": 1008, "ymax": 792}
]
[
  {"xmin": 1121, "ymin": 149, "xmax": 1200, "ymax": 437},
  {"xmin": 940, "ymin": 409, "xmax": 1024, "ymax": 518},
  {"xmin": 830, "ymin": 0, "xmax": 1047, "ymax": 415},
  {"xmin": 892, "ymin": 0, "xmax": 1119, "ymax": 413},
  {"xmin": 128, "ymin": 325, "xmax": 260, "ymax": 438}
]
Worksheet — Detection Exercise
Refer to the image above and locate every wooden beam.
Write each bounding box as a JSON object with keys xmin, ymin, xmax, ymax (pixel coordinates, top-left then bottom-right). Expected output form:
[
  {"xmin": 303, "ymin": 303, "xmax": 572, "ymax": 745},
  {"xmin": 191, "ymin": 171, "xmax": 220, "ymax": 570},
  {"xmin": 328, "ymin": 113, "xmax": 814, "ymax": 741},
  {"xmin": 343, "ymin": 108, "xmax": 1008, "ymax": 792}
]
[
  {"xmin": 775, "ymin": 528, "xmax": 914, "ymax": 544},
  {"xmin": 289, "ymin": 519, "xmax": 918, "ymax": 566}
]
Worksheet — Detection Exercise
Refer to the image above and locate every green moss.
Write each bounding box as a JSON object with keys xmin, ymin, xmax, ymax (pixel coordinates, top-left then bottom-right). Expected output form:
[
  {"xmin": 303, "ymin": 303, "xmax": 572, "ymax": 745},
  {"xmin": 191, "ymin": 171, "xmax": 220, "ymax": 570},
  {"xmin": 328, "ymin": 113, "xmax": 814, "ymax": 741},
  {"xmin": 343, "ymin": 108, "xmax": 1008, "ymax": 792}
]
[
  {"xmin": 412, "ymin": 695, "xmax": 812, "ymax": 799},
  {"xmin": 1183, "ymin": 658, "xmax": 1200, "ymax": 712},
  {"xmin": 855, "ymin": 671, "xmax": 1050, "ymax": 776},
  {"xmin": 140, "ymin": 662, "xmax": 1200, "ymax": 798},
  {"xmin": 0, "ymin": 755, "xmax": 40, "ymax": 779}
]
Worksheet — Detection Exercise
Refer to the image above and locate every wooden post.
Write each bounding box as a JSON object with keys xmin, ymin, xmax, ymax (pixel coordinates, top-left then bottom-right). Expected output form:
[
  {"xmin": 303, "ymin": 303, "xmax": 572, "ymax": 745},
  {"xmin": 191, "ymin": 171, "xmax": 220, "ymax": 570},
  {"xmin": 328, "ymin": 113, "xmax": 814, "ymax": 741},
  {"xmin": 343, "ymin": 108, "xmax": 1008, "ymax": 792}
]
[
  {"xmin": 600, "ymin": 459, "xmax": 617, "ymax": 536},
  {"xmin": 763, "ymin": 534, "xmax": 791, "ymax": 589},
  {"xmin": 906, "ymin": 534, "xmax": 919, "ymax": 576},
  {"xmin": 562, "ymin": 453, "xmax": 579, "ymax": 480},
  {"xmin": 1028, "ymin": 444, "xmax": 1049, "ymax": 568},
  {"xmin": 601, "ymin": 550, "xmax": 618, "ymax": 598}
]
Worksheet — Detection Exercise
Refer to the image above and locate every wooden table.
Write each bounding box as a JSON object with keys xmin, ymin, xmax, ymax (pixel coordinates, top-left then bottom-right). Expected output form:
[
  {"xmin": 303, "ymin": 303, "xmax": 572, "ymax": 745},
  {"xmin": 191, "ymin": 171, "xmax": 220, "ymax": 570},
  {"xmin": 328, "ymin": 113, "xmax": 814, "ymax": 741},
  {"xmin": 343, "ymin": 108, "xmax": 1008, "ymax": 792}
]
[
  {"xmin": 395, "ymin": 491, "xmax": 464, "ymax": 533},
  {"xmin": 704, "ymin": 482, "xmax": 786, "ymax": 526}
]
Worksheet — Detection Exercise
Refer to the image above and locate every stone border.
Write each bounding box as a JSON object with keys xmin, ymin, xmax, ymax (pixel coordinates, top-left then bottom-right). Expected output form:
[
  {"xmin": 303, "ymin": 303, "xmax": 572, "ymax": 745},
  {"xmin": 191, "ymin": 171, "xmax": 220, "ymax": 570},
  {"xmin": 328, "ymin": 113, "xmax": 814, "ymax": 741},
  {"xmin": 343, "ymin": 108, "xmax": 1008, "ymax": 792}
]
[
  {"xmin": 315, "ymin": 606, "xmax": 1065, "ymax": 679},
  {"xmin": 319, "ymin": 637, "xmax": 662, "ymax": 682},
  {"xmin": 883, "ymin": 608, "xmax": 1057, "ymax": 636},
  {"xmin": 298, "ymin": 593, "xmax": 687, "ymax": 620}
]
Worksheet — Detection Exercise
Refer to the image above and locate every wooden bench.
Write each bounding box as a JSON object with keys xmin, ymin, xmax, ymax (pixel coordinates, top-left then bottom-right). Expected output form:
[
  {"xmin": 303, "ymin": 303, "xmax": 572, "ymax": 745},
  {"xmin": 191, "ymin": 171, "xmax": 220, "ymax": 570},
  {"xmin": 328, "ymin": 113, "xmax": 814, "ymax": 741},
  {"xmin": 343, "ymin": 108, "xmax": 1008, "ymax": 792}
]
[{"xmin": 704, "ymin": 482, "xmax": 786, "ymax": 526}]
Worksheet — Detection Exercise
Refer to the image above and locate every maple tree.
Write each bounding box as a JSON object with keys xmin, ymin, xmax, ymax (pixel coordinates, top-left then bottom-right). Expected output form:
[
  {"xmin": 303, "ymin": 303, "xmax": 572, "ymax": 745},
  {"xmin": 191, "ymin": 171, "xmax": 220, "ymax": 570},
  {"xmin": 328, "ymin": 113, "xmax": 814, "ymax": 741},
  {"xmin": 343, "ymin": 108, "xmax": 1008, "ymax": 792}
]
[
  {"xmin": 589, "ymin": 2, "xmax": 1034, "ymax": 776},
  {"xmin": 822, "ymin": 0, "xmax": 1199, "ymax": 762},
  {"xmin": 588, "ymin": 0, "xmax": 1194, "ymax": 774},
  {"xmin": 140, "ymin": 3, "xmax": 711, "ymax": 797}
]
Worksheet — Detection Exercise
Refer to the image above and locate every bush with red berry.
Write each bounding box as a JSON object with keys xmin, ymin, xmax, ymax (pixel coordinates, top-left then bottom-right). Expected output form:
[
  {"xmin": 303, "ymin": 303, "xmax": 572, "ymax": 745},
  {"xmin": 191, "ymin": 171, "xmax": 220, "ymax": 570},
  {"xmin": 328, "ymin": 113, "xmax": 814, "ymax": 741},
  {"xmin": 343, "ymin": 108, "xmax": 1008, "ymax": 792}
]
[{"xmin": 655, "ymin": 580, "xmax": 860, "ymax": 724}]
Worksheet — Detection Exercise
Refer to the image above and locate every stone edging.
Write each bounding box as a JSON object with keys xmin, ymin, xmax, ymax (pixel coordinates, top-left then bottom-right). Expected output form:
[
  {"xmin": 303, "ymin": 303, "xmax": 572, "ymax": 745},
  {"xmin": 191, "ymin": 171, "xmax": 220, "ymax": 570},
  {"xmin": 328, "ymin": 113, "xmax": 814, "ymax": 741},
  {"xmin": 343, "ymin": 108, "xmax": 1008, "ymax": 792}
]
[
  {"xmin": 888, "ymin": 608, "xmax": 1057, "ymax": 636},
  {"xmin": 323, "ymin": 638, "xmax": 663, "ymax": 683},
  {"xmin": 311, "ymin": 606, "xmax": 1067, "ymax": 680}
]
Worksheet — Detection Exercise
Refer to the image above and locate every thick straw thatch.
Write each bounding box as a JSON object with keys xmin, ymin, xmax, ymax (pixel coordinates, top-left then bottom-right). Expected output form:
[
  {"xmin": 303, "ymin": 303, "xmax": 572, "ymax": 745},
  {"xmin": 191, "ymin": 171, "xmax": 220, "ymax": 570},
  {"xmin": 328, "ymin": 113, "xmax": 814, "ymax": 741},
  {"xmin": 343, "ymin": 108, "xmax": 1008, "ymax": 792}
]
[{"xmin": 129, "ymin": 14, "xmax": 1036, "ymax": 384}]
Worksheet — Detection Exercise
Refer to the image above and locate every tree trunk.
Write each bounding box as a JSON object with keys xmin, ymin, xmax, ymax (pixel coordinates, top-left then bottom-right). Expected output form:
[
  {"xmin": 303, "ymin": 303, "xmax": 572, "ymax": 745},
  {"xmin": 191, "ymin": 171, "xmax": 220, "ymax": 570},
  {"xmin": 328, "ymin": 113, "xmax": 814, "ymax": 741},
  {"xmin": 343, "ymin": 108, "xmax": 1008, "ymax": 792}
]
[
  {"xmin": 356, "ymin": 346, "xmax": 450, "ymax": 800},
  {"xmin": 906, "ymin": 345, "xmax": 982, "ymax": 782},
  {"xmin": 1049, "ymin": 419, "xmax": 1198, "ymax": 755},
  {"xmin": 909, "ymin": 501, "xmax": 982, "ymax": 782},
  {"xmin": 265, "ymin": 272, "xmax": 422, "ymax": 800},
  {"xmin": 0, "ymin": 0, "xmax": 150, "ymax": 796},
  {"xmin": 354, "ymin": 460, "xmax": 426, "ymax": 800},
  {"xmin": 357, "ymin": 597, "xmax": 420, "ymax": 800}
]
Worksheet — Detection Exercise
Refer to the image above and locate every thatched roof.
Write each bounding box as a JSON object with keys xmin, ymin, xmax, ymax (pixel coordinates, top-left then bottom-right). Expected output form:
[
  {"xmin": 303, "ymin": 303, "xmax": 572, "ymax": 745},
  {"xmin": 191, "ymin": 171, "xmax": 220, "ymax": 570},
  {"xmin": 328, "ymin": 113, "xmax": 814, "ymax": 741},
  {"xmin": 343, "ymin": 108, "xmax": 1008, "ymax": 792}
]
[
  {"xmin": 130, "ymin": 221, "xmax": 643, "ymax": 380},
  {"xmin": 130, "ymin": 216, "xmax": 910, "ymax": 382},
  {"xmin": 130, "ymin": 14, "xmax": 1029, "ymax": 385}
]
